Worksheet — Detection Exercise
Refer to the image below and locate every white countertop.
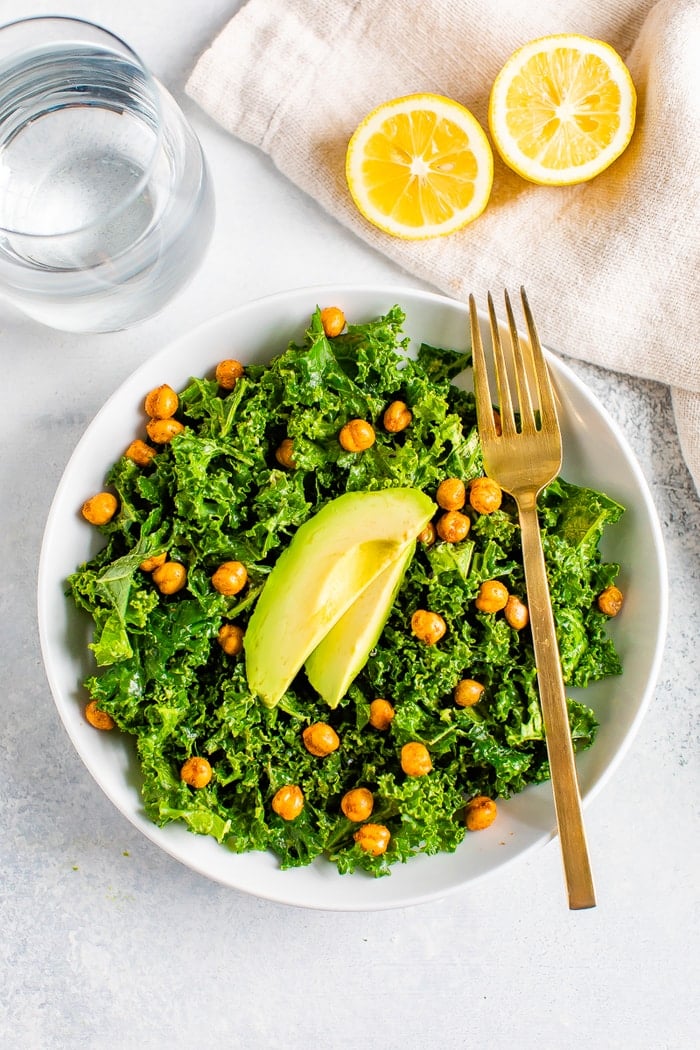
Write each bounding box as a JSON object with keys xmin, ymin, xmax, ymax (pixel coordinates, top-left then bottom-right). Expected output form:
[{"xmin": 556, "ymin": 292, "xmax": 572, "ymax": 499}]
[{"xmin": 2, "ymin": 2, "xmax": 698, "ymax": 1047}]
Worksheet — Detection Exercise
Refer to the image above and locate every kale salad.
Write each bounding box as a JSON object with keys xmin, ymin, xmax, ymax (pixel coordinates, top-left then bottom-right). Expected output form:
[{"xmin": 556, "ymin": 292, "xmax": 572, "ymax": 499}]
[{"xmin": 68, "ymin": 305, "xmax": 624, "ymax": 876}]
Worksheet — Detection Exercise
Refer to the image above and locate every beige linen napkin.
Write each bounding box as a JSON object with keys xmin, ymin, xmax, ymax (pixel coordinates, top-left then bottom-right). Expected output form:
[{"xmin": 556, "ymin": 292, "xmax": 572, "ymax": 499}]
[{"xmin": 187, "ymin": 0, "xmax": 700, "ymax": 495}]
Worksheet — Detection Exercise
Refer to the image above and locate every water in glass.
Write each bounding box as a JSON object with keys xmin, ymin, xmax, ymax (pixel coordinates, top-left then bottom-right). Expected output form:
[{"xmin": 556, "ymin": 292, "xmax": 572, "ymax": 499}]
[{"xmin": 0, "ymin": 22, "xmax": 214, "ymax": 332}]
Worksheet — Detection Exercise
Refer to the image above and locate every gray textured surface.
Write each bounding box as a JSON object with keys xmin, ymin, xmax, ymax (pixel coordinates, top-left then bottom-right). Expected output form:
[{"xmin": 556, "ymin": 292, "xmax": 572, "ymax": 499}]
[{"xmin": 1, "ymin": 2, "xmax": 698, "ymax": 1047}]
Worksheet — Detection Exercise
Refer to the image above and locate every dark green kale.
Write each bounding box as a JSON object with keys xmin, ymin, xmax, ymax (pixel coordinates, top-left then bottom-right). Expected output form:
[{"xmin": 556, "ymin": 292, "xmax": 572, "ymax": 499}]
[{"xmin": 67, "ymin": 306, "xmax": 623, "ymax": 876}]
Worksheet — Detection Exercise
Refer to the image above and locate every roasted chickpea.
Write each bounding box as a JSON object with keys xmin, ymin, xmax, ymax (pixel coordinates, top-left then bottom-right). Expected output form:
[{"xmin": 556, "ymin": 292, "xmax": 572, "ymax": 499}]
[
  {"xmin": 597, "ymin": 585, "xmax": 624, "ymax": 617},
  {"xmin": 272, "ymin": 785, "xmax": 305, "ymax": 821},
  {"xmin": 492, "ymin": 410, "xmax": 502, "ymax": 436},
  {"xmin": 465, "ymin": 796, "xmax": 498, "ymax": 831},
  {"xmin": 146, "ymin": 417, "xmax": 185, "ymax": 444},
  {"xmin": 339, "ymin": 419, "xmax": 375, "ymax": 453},
  {"xmin": 383, "ymin": 400, "xmax": 412, "ymax": 433},
  {"xmin": 124, "ymin": 438, "xmax": 156, "ymax": 467},
  {"xmin": 469, "ymin": 477, "xmax": 502, "ymax": 514},
  {"xmin": 303, "ymin": 722, "xmax": 340, "ymax": 757},
  {"xmin": 180, "ymin": 756, "xmax": 212, "ymax": 789},
  {"xmin": 368, "ymin": 698, "xmax": 395, "ymax": 730},
  {"xmin": 475, "ymin": 579, "xmax": 509, "ymax": 613},
  {"xmin": 436, "ymin": 477, "xmax": 466, "ymax": 510},
  {"xmin": 401, "ymin": 741, "xmax": 432, "ymax": 777},
  {"xmin": 139, "ymin": 551, "xmax": 167, "ymax": 573},
  {"xmin": 217, "ymin": 623, "xmax": 244, "ymax": 656},
  {"xmin": 215, "ymin": 358, "xmax": 244, "ymax": 390},
  {"xmin": 341, "ymin": 787, "xmax": 374, "ymax": 822},
  {"xmin": 81, "ymin": 492, "xmax": 118, "ymax": 525},
  {"xmin": 454, "ymin": 678, "xmax": 485, "ymax": 707},
  {"xmin": 411, "ymin": 609, "xmax": 446, "ymax": 645},
  {"xmin": 144, "ymin": 384, "xmax": 179, "ymax": 419},
  {"xmin": 152, "ymin": 561, "xmax": 187, "ymax": 595},
  {"xmin": 84, "ymin": 700, "xmax": 115, "ymax": 730},
  {"xmin": 436, "ymin": 510, "xmax": 471, "ymax": 543},
  {"xmin": 320, "ymin": 306, "xmax": 346, "ymax": 337},
  {"xmin": 418, "ymin": 521, "xmax": 436, "ymax": 547},
  {"xmin": 211, "ymin": 560, "xmax": 248, "ymax": 596},
  {"xmin": 354, "ymin": 823, "xmax": 390, "ymax": 856},
  {"xmin": 275, "ymin": 438, "xmax": 296, "ymax": 469},
  {"xmin": 504, "ymin": 594, "xmax": 529, "ymax": 630}
]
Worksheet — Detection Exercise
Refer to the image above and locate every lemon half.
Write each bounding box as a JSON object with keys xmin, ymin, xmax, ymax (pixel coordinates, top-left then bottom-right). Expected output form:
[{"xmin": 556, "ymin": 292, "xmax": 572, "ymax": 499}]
[
  {"xmin": 345, "ymin": 93, "xmax": 494, "ymax": 239},
  {"xmin": 488, "ymin": 34, "xmax": 636, "ymax": 186}
]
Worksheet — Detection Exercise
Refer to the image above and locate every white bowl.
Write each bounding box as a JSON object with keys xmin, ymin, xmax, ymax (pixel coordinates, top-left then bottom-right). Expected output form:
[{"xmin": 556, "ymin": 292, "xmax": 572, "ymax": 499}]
[{"xmin": 38, "ymin": 285, "xmax": 668, "ymax": 910}]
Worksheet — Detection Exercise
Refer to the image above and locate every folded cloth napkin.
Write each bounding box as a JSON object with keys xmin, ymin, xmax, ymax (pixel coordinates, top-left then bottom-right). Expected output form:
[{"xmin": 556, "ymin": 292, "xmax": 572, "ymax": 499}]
[{"xmin": 187, "ymin": 0, "xmax": 700, "ymax": 496}]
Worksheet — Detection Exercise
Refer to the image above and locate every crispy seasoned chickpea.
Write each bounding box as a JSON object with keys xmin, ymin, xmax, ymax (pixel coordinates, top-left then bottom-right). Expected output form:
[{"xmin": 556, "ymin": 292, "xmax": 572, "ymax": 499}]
[
  {"xmin": 84, "ymin": 700, "xmax": 115, "ymax": 730},
  {"xmin": 339, "ymin": 419, "xmax": 375, "ymax": 453},
  {"xmin": 139, "ymin": 551, "xmax": 167, "ymax": 573},
  {"xmin": 492, "ymin": 410, "xmax": 502, "ymax": 435},
  {"xmin": 180, "ymin": 756, "xmax": 212, "ymax": 789},
  {"xmin": 275, "ymin": 438, "xmax": 296, "ymax": 469},
  {"xmin": 436, "ymin": 510, "xmax": 471, "ymax": 543},
  {"xmin": 401, "ymin": 741, "xmax": 432, "ymax": 777},
  {"xmin": 475, "ymin": 579, "xmax": 509, "ymax": 613},
  {"xmin": 465, "ymin": 796, "xmax": 498, "ymax": 831},
  {"xmin": 217, "ymin": 623, "xmax": 244, "ymax": 655},
  {"xmin": 146, "ymin": 417, "xmax": 185, "ymax": 444},
  {"xmin": 211, "ymin": 560, "xmax": 248, "ymax": 596},
  {"xmin": 320, "ymin": 305, "xmax": 346, "ymax": 337},
  {"xmin": 469, "ymin": 476, "xmax": 502, "ymax": 514},
  {"xmin": 303, "ymin": 722, "xmax": 340, "ymax": 757},
  {"xmin": 152, "ymin": 560, "xmax": 187, "ymax": 595},
  {"xmin": 436, "ymin": 477, "xmax": 466, "ymax": 510},
  {"xmin": 504, "ymin": 594, "xmax": 529, "ymax": 630},
  {"xmin": 418, "ymin": 521, "xmax": 436, "ymax": 547},
  {"xmin": 81, "ymin": 492, "xmax": 118, "ymax": 525},
  {"xmin": 383, "ymin": 400, "xmax": 412, "ymax": 433},
  {"xmin": 215, "ymin": 358, "xmax": 244, "ymax": 390},
  {"xmin": 124, "ymin": 438, "xmax": 157, "ymax": 467},
  {"xmin": 411, "ymin": 609, "xmax": 446, "ymax": 645},
  {"xmin": 353, "ymin": 823, "xmax": 390, "ymax": 856},
  {"xmin": 454, "ymin": 678, "xmax": 485, "ymax": 707},
  {"xmin": 144, "ymin": 383, "xmax": 178, "ymax": 419},
  {"xmin": 341, "ymin": 787, "xmax": 374, "ymax": 822},
  {"xmin": 597, "ymin": 585, "xmax": 624, "ymax": 617},
  {"xmin": 368, "ymin": 698, "xmax": 395, "ymax": 730},
  {"xmin": 272, "ymin": 785, "xmax": 305, "ymax": 821}
]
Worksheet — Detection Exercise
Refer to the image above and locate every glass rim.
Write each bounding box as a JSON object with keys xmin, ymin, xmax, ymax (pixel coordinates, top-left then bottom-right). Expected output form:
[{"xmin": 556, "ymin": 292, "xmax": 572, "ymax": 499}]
[{"xmin": 0, "ymin": 15, "xmax": 163, "ymax": 240}]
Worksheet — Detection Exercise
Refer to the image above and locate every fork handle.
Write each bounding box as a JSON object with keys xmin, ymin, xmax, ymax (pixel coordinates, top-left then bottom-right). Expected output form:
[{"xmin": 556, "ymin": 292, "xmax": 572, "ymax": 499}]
[{"xmin": 518, "ymin": 499, "xmax": 596, "ymax": 910}]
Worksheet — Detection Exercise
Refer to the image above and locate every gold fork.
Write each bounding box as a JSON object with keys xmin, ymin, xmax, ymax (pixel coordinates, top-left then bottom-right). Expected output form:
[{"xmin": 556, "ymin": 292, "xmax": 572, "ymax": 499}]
[{"xmin": 469, "ymin": 287, "xmax": 596, "ymax": 911}]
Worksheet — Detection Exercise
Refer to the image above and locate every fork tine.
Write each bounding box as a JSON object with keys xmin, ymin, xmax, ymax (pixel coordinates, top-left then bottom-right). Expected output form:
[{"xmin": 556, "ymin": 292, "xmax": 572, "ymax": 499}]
[
  {"xmin": 504, "ymin": 289, "xmax": 536, "ymax": 435},
  {"xmin": 487, "ymin": 292, "xmax": 517, "ymax": 437},
  {"xmin": 520, "ymin": 287, "xmax": 560, "ymax": 435},
  {"xmin": 468, "ymin": 294, "xmax": 497, "ymax": 443}
]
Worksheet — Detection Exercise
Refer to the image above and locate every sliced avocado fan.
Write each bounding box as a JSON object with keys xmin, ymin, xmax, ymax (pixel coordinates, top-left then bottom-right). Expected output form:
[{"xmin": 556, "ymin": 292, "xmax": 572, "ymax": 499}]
[{"xmin": 244, "ymin": 488, "xmax": 435, "ymax": 708}]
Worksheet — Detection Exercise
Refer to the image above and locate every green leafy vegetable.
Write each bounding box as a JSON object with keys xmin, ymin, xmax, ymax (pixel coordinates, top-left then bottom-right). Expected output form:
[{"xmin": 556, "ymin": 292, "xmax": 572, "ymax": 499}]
[{"xmin": 67, "ymin": 306, "xmax": 624, "ymax": 876}]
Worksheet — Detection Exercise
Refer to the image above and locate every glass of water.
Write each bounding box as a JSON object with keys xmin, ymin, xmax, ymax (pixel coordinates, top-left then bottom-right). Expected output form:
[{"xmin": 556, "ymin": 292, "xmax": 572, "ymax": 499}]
[{"xmin": 0, "ymin": 16, "xmax": 214, "ymax": 332}]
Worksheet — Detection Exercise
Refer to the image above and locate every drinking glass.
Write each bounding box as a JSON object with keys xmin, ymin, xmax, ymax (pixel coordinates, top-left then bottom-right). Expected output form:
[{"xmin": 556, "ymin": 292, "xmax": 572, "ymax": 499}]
[{"xmin": 0, "ymin": 16, "xmax": 214, "ymax": 332}]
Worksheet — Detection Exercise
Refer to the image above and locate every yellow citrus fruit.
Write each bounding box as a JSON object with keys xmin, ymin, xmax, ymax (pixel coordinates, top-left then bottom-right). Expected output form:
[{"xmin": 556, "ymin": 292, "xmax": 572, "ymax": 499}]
[
  {"xmin": 345, "ymin": 93, "xmax": 494, "ymax": 239},
  {"xmin": 488, "ymin": 34, "xmax": 636, "ymax": 185}
]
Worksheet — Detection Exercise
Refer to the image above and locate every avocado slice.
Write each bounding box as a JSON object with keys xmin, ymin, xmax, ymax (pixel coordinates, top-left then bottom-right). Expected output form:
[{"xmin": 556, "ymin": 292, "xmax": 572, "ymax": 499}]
[
  {"xmin": 244, "ymin": 489, "xmax": 435, "ymax": 708},
  {"xmin": 305, "ymin": 540, "xmax": 415, "ymax": 708}
]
